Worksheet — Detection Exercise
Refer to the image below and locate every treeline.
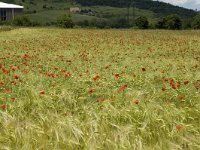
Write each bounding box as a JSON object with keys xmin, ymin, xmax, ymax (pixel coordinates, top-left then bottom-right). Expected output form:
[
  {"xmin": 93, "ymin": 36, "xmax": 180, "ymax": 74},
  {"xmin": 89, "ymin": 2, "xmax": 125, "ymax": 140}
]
[
  {"xmin": 2, "ymin": 13, "xmax": 200, "ymax": 30},
  {"xmin": 77, "ymin": 13, "xmax": 200, "ymax": 30}
]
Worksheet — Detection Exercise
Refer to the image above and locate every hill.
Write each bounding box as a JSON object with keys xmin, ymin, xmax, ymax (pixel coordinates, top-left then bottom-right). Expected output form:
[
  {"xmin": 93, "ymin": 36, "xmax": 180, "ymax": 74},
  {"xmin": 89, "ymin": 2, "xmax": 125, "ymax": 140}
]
[
  {"xmin": 1, "ymin": 0, "xmax": 197, "ymax": 25},
  {"xmin": 76, "ymin": 0, "xmax": 196, "ymax": 18}
]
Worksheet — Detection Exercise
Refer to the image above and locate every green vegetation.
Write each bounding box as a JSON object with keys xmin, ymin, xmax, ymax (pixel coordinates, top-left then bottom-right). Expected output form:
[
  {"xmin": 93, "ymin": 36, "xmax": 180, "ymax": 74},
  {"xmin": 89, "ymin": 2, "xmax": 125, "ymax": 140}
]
[
  {"xmin": 135, "ymin": 16, "xmax": 149, "ymax": 29},
  {"xmin": 155, "ymin": 14, "xmax": 182, "ymax": 30},
  {"xmin": 191, "ymin": 14, "xmax": 200, "ymax": 29},
  {"xmin": 12, "ymin": 16, "xmax": 32, "ymax": 26},
  {"xmin": 0, "ymin": 28, "xmax": 200, "ymax": 149},
  {"xmin": 57, "ymin": 14, "xmax": 74, "ymax": 28},
  {"xmin": 0, "ymin": 0, "xmax": 197, "ymax": 27}
]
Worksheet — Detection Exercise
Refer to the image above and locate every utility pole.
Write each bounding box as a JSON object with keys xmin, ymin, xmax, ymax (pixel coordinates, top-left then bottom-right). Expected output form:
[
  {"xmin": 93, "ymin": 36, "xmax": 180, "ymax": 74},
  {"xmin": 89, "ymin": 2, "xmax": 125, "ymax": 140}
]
[
  {"xmin": 132, "ymin": 2, "xmax": 135, "ymax": 27},
  {"xmin": 127, "ymin": 0, "xmax": 136, "ymax": 27},
  {"xmin": 127, "ymin": 6, "xmax": 130, "ymax": 26}
]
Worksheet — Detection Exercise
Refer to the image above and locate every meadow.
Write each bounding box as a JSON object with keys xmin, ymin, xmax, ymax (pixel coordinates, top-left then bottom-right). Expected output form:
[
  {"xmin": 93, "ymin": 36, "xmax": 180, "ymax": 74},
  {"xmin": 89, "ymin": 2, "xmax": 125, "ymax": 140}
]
[{"xmin": 0, "ymin": 28, "xmax": 199, "ymax": 150}]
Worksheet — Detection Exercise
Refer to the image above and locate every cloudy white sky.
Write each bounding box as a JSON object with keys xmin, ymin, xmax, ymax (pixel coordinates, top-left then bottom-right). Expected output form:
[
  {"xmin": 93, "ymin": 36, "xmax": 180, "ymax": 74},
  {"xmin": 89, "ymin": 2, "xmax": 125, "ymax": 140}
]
[{"xmin": 158, "ymin": 0, "xmax": 200, "ymax": 10}]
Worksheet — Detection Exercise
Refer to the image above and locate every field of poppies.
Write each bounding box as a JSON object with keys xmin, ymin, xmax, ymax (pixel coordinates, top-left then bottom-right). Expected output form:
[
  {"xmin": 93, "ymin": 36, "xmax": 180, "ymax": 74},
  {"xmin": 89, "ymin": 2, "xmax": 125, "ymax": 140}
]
[{"xmin": 0, "ymin": 28, "xmax": 200, "ymax": 149}]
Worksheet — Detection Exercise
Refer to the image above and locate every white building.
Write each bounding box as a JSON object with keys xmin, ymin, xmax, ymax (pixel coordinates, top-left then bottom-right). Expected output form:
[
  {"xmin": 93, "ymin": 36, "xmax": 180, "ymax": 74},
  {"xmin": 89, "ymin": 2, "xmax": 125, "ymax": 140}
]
[{"xmin": 0, "ymin": 2, "xmax": 24, "ymax": 21}]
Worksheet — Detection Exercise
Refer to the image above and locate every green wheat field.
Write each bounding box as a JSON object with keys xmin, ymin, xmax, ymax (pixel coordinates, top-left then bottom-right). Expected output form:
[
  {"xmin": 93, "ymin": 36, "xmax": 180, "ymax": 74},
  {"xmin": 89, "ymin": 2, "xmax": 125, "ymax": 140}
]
[{"xmin": 0, "ymin": 28, "xmax": 200, "ymax": 149}]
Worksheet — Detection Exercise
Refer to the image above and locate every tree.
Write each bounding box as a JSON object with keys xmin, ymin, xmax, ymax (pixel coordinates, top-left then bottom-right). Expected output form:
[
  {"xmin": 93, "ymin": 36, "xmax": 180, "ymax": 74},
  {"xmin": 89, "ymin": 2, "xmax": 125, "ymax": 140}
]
[
  {"xmin": 191, "ymin": 13, "xmax": 200, "ymax": 29},
  {"xmin": 165, "ymin": 14, "xmax": 182, "ymax": 30},
  {"xmin": 155, "ymin": 18, "xmax": 167, "ymax": 29},
  {"xmin": 155, "ymin": 14, "xmax": 182, "ymax": 30},
  {"xmin": 135, "ymin": 16, "xmax": 149, "ymax": 29},
  {"xmin": 182, "ymin": 19, "xmax": 192, "ymax": 29},
  {"xmin": 57, "ymin": 14, "xmax": 74, "ymax": 28}
]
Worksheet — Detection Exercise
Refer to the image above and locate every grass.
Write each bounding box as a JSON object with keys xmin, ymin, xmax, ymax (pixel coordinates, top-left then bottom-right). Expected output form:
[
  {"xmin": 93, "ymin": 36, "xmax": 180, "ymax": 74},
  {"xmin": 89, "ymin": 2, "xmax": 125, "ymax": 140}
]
[
  {"xmin": 0, "ymin": 28, "xmax": 200, "ymax": 149},
  {"xmin": 27, "ymin": 10, "xmax": 100, "ymax": 24},
  {"xmin": 11, "ymin": 0, "xmax": 159, "ymax": 24},
  {"xmin": 0, "ymin": 26, "xmax": 13, "ymax": 32},
  {"xmin": 25, "ymin": 7, "xmax": 157, "ymax": 25}
]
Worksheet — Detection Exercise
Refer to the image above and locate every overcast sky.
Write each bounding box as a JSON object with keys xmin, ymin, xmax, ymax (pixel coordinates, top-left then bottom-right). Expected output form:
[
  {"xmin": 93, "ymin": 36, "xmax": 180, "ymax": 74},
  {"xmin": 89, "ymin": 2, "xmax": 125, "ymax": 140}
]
[{"xmin": 157, "ymin": 0, "xmax": 200, "ymax": 10}]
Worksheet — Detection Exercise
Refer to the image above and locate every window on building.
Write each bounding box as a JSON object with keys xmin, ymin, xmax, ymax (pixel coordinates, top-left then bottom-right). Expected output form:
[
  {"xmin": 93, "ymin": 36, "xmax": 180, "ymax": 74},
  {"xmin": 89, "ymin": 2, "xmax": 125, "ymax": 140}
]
[{"xmin": 0, "ymin": 10, "xmax": 7, "ymax": 21}]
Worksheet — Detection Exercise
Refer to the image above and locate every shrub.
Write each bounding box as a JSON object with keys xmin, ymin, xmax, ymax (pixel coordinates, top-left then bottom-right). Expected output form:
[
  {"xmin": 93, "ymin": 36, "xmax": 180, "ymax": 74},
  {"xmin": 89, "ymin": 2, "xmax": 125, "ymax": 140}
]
[
  {"xmin": 191, "ymin": 13, "xmax": 200, "ymax": 29},
  {"xmin": 12, "ymin": 16, "xmax": 32, "ymax": 26},
  {"xmin": 155, "ymin": 18, "xmax": 167, "ymax": 29},
  {"xmin": 155, "ymin": 14, "xmax": 182, "ymax": 30},
  {"xmin": 135, "ymin": 16, "xmax": 149, "ymax": 29},
  {"xmin": 57, "ymin": 14, "xmax": 74, "ymax": 28},
  {"xmin": 182, "ymin": 19, "xmax": 192, "ymax": 29}
]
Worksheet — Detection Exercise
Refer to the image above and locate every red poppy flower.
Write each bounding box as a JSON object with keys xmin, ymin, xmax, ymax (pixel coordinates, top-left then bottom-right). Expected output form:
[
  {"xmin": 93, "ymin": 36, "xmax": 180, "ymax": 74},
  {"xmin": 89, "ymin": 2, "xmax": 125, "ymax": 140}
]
[
  {"xmin": 11, "ymin": 97, "xmax": 16, "ymax": 101},
  {"xmin": 11, "ymin": 81, "xmax": 17, "ymax": 85},
  {"xmin": 133, "ymin": 100, "xmax": 139, "ymax": 105},
  {"xmin": 142, "ymin": 68, "xmax": 146, "ymax": 71},
  {"xmin": 170, "ymin": 79, "xmax": 174, "ymax": 85},
  {"xmin": 61, "ymin": 70, "xmax": 67, "ymax": 73},
  {"xmin": 179, "ymin": 95, "xmax": 185, "ymax": 101},
  {"xmin": 14, "ymin": 75, "xmax": 19, "ymax": 79},
  {"xmin": 176, "ymin": 125, "xmax": 182, "ymax": 130},
  {"xmin": 1, "ymin": 104, "xmax": 6, "ymax": 110},
  {"xmin": 105, "ymin": 65, "xmax": 111, "ymax": 69},
  {"xmin": 0, "ymin": 81, "xmax": 4, "ymax": 85},
  {"xmin": 92, "ymin": 75, "xmax": 100, "ymax": 81},
  {"xmin": 64, "ymin": 72, "xmax": 71, "ymax": 78},
  {"xmin": 177, "ymin": 81, "xmax": 181, "ymax": 88},
  {"xmin": 184, "ymin": 81, "xmax": 189, "ymax": 85},
  {"xmin": 40, "ymin": 91, "xmax": 45, "ymax": 95},
  {"xmin": 88, "ymin": 88, "xmax": 94, "ymax": 93},
  {"xmin": 11, "ymin": 67, "xmax": 16, "ymax": 72},
  {"xmin": 114, "ymin": 74, "xmax": 120, "ymax": 79},
  {"xmin": 119, "ymin": 84, "xmax": 128, "ymax": 92},
  {"xmin": 161, "ymin": 87, "xmax": 166, "ymax": 91},
  {"xmin": 171, "ymin": 85, "xmax": 176, "ymax": 90}
]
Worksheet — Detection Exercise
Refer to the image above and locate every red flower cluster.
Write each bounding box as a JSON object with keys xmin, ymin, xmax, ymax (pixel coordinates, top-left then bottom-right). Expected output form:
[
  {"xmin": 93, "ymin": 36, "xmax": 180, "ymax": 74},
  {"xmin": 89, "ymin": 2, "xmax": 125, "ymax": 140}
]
[
  {"xmin": 161, "ymin": 78, "xmax": 190, "ymax": 90},
  {"xmin": 2, "ymin": 68, "xmax": 9, "ymax": 74}
]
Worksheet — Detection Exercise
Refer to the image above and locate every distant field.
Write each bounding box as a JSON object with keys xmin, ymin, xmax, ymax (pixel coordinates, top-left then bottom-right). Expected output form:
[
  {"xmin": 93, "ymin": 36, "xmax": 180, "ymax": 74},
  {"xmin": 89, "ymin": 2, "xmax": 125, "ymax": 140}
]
[
  {"xmin": 27, "ymin": 10, "xmax": 100, "ymax": 24},
  {"xmin": 26, "ymin": 6, "xmax": 157, "ymax": 25},
  {"xmin": 0, "ymin": 28, "xmax": 199, "ymax": 149},
  {"xmin": 12, "ymin": 0, "xmax": 158, "ymax": 24}
]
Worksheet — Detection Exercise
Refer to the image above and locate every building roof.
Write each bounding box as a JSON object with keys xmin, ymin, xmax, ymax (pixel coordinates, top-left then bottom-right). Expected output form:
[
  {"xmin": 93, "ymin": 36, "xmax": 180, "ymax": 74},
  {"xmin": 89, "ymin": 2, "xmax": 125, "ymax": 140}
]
[{"xmin": 0, "ymin": 2, "xmax": 24, "ymax": 9}]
